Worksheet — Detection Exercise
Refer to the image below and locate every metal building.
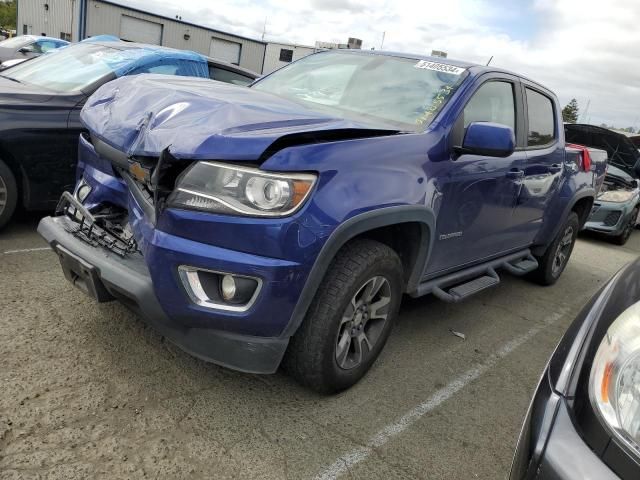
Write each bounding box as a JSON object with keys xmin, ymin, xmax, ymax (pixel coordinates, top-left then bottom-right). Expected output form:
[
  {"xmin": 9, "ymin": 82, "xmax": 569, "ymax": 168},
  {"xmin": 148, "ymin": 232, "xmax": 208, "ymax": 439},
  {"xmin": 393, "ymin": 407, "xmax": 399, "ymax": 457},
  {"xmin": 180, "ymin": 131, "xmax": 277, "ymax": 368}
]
[
  {"xmin": 16, "ymin": 0, "xmax": 267, "ymax": 72},
  {"xmin": 262, "ymin": 41, "xmax": 317, "ymax": 75}
]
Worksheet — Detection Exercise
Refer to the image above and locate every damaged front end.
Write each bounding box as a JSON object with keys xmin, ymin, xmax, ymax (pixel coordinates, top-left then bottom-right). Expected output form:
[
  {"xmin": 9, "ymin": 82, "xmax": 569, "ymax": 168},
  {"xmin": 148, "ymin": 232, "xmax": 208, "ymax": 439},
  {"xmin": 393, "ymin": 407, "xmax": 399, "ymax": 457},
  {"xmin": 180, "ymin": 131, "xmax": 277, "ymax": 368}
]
[
  {"xmin": 585, "ymin": 166, "xmax": 640, "ymax": 237},
  {"xmin": 56, "ymin": 191, "xmax": 137, "ymax": 257}
]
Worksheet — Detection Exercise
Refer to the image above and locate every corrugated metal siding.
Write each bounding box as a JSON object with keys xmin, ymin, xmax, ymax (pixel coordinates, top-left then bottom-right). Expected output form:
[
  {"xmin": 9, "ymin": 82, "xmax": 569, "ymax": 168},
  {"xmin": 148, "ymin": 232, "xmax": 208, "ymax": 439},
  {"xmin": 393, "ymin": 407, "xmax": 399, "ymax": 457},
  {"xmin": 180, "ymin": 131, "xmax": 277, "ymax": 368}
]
[
  {"xmin": 84, "ymin": 1, "xmax": 266, "ymax": 72},
  {"xmin": 17, "ymin": 0, "xmax": 75, "ymax": 40},
  {"xmin": 263, "ymin": 43, "xmax": 315, "ymax": 74}
]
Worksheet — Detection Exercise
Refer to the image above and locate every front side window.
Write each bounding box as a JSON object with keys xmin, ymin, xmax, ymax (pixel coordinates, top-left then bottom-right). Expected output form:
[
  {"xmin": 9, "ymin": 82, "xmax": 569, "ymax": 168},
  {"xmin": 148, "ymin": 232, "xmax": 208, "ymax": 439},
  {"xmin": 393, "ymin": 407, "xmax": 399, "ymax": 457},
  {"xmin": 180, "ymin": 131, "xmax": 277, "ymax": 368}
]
[
  {"xmin": 253, "ymin": 51, "xmax": 468, "ymax": 131},
  {"xmin": 462, "ymin": 81, "xmax": 516, "ymax": 131},
  {"xmin": 34, "ymin": 40, "xmax": 59, "ymax": 53},
  {"xmin": 526, "ymin": 88, "xmax": 555, "ymax": 147}
]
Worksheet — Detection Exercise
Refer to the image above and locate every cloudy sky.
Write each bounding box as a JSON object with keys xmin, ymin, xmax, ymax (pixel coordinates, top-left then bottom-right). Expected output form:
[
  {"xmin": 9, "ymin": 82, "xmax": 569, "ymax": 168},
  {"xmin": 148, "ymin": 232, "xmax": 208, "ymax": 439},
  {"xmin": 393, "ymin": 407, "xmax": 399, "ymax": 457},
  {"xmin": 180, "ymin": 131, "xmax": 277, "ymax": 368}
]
[{"xmin": 119, "ymin": 0, "xmax": 639, "ymax": 128}]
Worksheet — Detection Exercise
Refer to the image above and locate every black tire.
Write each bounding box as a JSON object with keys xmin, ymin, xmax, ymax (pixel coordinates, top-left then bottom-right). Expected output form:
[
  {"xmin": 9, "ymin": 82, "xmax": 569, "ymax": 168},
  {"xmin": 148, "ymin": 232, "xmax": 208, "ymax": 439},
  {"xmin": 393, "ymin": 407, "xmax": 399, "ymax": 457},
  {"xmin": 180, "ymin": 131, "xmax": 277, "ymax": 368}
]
[
  {"xmin": 611, "ymin": 206, "xmax": 639, "ymax": 246},
  {"xmin": 530, "ymin": 212, "xmax": 579, "ymax": 286},
  {"xmin": 0, "ymin": 159, "xmax": 18, "ymax": 230},
  {"xmin": 284, "ymin": 239, "xmax": 403, "ymax": 394}
]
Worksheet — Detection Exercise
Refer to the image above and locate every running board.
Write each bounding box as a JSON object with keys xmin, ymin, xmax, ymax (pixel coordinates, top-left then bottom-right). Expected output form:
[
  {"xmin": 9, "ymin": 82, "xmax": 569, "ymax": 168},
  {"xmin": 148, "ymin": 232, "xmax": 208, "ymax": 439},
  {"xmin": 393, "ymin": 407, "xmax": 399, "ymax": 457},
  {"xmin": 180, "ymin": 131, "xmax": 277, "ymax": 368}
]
[{"xmin": 411, "ymin": 249, "xmax": 538, "ymax": 303}]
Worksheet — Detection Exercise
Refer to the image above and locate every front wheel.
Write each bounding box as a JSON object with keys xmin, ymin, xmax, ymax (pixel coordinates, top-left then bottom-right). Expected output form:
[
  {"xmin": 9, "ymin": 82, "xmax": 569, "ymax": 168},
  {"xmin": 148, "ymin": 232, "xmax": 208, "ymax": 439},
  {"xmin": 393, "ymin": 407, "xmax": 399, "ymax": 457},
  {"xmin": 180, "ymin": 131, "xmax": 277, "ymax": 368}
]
[
  {"xmin": 530, "ymin": 212, "xmax": 579, "ymax": 286},
  {"xmin": 284, "ymin": 239, "xmax": 403, "ymax": 394},
  {"xmin": 0, "ymin": 159, "xmax": 18, "ymax": 230}
]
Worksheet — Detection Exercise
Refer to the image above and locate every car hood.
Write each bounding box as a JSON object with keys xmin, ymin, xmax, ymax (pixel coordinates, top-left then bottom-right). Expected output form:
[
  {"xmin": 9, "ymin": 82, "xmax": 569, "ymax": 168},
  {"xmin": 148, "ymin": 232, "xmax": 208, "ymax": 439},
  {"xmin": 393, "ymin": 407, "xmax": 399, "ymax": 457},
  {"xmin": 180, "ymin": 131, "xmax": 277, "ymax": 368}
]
[
  {"xmin": 0, "ymin": 75, "xmax": 57, "ymax": 104},
  {"xmin": 81, "ymin": 74, "xmax": 398, "ymax": 161}
]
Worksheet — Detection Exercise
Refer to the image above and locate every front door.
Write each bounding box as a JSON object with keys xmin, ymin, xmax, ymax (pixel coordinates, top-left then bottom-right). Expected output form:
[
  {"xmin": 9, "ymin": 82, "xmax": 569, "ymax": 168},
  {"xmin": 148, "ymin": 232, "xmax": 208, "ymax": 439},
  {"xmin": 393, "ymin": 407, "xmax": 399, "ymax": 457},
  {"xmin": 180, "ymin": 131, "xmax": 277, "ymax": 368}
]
[{"xmin": 426, "ymin": 75, "xmax": 528, "ymax": 276}]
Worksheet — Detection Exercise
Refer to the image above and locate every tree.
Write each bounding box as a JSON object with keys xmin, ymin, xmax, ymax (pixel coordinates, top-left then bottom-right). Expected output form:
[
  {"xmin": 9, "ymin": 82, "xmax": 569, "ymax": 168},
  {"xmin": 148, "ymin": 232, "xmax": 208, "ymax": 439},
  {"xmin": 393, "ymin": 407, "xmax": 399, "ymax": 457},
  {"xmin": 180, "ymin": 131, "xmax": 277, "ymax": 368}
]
[
  {"xmin": 562, "ymin": 98, "xmax": 579, "ymax": 124},
  {"xmin": 0, "ymin": 1, "xmax": 16, "ymax": 30}
]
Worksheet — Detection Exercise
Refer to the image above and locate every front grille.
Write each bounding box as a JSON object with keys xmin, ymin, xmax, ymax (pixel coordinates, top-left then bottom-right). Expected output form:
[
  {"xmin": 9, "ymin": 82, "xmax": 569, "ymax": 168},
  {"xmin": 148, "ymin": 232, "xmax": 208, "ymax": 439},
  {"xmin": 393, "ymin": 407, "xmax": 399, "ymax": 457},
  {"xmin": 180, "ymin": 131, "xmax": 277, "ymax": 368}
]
[
  {"xmin": 603, "ymin": 211, "xmax": 622, "ymax": 227},
  {"xmin": 56, "ymin": 192, "xmax": 138, "ymax": 257}
]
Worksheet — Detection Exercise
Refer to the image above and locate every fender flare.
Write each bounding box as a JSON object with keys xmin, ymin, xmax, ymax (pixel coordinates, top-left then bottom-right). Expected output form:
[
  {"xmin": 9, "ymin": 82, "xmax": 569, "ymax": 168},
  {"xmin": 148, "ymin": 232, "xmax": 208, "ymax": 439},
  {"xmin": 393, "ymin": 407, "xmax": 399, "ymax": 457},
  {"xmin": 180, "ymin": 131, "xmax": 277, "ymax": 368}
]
[
  {"xmin": 534, "ymin": 189, "xmax": 595, "ymax": 255},
  {"xmin": 280, "ymin": 205, "xmax": 436, "ymax": 338}
]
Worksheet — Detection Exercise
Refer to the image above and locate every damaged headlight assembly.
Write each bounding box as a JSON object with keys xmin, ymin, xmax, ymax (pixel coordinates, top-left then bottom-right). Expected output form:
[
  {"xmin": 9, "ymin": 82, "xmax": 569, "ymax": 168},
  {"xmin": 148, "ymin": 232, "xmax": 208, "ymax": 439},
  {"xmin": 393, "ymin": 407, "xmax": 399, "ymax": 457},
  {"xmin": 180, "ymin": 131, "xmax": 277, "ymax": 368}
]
[{"xmin": 167, "ymin": 162, "xmax": 317, "ymax": 217}]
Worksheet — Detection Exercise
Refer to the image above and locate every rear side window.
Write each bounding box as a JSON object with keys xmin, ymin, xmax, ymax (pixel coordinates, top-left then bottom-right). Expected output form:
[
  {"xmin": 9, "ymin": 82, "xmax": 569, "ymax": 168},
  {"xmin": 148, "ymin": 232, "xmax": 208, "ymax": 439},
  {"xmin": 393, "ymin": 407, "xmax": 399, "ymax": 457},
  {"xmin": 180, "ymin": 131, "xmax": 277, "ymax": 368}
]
[
  {"xmin": 526, "ymin": 88, "xmax": 555, "ymax": 147},
  {"xmin": 462, "ymin": 81, "xmax": 515, "ymax": 131}
]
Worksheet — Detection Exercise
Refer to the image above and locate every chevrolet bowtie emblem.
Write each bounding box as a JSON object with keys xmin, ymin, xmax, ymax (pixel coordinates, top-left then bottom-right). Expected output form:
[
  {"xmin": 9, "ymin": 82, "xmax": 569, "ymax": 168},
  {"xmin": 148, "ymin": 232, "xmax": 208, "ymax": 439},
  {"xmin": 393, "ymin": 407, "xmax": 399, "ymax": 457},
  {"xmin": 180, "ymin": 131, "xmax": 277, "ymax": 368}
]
[{"xmin": 129, "ymin": 162, "xmax": 149, "ymax": 182}]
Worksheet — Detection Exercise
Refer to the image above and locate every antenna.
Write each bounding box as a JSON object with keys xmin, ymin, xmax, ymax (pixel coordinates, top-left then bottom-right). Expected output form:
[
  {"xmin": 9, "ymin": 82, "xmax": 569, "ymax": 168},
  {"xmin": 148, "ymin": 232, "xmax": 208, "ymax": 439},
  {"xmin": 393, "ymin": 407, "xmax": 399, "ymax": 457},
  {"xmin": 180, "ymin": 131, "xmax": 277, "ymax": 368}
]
[
  {"xmin": 380, "ymin": 31, "xmax": 385, "ymax": 49},
  {"xmin": 261, "ymin": 17, "xmax": 267, "ymax": 41},
  {"xmin": 486, "ymin": 56, "xmax": 493, "ymax": 66},
  {"xmin": 580, "ymin": 99, "xmax": 591, "ymax": 123}
]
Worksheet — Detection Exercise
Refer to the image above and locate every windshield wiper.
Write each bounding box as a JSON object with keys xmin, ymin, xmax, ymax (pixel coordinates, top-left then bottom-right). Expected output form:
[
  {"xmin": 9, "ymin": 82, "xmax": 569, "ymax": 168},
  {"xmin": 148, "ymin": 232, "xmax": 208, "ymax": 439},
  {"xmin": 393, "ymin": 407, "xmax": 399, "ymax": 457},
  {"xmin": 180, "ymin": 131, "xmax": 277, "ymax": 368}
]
[{"xmin": 0, "ymin": 75, "xmax": 21, "ymax": 84}]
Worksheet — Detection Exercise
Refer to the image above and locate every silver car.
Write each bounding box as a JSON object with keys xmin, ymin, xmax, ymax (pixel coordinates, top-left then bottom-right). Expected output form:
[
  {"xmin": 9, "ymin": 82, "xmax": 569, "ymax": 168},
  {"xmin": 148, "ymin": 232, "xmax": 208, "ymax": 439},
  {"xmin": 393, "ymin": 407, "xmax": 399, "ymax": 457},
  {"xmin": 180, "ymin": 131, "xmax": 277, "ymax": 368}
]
[{"xmin": 0, "ymin": 35, "xmax": 69, "ymax": 69}]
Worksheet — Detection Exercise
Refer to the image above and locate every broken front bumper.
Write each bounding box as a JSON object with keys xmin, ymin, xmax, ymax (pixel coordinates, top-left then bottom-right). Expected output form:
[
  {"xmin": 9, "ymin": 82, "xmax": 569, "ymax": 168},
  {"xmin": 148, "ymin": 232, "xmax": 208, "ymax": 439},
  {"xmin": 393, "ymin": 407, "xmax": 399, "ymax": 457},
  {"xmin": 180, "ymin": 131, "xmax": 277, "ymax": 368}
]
[
  {"xmin": 37, "ymin": 215, "xmax": 289, "ymax": 374},
  {"xmin": 584, "ymin": 200, "xmax": 635, "ymax": 236}
]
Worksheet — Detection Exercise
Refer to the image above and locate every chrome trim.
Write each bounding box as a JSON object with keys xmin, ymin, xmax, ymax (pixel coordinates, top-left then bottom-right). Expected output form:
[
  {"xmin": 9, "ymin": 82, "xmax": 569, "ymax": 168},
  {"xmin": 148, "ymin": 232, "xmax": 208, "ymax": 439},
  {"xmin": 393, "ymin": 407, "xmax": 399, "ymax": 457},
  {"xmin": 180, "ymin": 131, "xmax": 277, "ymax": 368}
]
[{"xmin": 178, "ymin": 265, "xmax": 262, "ymax": 312}]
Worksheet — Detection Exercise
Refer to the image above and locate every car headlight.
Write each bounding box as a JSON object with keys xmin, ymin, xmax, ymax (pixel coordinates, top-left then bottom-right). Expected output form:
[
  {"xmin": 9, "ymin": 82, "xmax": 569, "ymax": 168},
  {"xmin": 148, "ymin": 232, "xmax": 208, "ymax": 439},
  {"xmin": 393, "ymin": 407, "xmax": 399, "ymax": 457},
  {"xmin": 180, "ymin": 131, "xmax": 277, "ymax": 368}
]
[
  {"xmin": 167, "ymin": 162, "xmax": 316, "ymax": 217},
  {"xmin": 589, "ymin": 301, "xmax": 640, "ymax": 454},
  {"xmin": 597, "ymin": 189, "xmax": 636, "ymax": 203}
]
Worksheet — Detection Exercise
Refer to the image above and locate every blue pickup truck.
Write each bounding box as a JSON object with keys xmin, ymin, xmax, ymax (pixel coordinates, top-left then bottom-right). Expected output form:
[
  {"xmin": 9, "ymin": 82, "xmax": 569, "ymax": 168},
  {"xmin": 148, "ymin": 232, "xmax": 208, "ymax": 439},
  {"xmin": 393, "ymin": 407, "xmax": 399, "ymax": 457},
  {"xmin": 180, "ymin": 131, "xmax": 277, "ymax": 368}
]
[{"xmin": 38, "ymin": 50, "xmax": 606, "ymax": 393}]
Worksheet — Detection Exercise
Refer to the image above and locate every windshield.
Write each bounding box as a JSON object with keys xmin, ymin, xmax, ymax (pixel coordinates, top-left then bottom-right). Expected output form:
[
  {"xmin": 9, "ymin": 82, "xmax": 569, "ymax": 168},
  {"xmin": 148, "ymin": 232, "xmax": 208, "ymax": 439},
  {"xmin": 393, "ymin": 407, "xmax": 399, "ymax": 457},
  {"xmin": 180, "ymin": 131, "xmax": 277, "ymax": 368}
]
[
  {"xmin": 252, "ymin": 51, "xmax": 467, "ymax": 131},
  {"xmin": 1, "ymin": 43, "xmax": 125, "ymax": 92},
  {"xmin": 0, "ymin": 36, "xmax": 32, "ymax": 49}
]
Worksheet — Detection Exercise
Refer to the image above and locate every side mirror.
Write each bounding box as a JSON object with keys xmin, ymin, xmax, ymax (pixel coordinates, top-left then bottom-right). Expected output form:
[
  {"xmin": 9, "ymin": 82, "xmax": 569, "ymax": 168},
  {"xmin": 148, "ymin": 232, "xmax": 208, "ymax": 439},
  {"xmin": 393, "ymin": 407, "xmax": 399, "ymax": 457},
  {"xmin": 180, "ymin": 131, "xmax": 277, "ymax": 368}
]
[
  {"xmin": 18, "ymin": 46, "xmax": 32, "ymax": 54},
  {"xmin": 457, "ymin": 122, "xmax": 515, "ymax": 158}
]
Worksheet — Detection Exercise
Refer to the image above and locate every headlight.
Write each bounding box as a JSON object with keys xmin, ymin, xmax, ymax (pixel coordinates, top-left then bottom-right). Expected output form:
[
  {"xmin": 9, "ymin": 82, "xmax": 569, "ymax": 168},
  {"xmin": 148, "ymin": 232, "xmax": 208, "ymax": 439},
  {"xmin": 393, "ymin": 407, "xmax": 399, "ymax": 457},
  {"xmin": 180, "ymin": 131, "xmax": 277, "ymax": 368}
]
[
  {"xmin": 167, "ymin": 162, "xmax": 316, "ymax": 217},
  {"xmin": 589, "ymin": 301, "xmax": 640, "ymax": 454},
  {"xmin": 597, "ymin": 189, "xmax": 636, "ymax": 203}
]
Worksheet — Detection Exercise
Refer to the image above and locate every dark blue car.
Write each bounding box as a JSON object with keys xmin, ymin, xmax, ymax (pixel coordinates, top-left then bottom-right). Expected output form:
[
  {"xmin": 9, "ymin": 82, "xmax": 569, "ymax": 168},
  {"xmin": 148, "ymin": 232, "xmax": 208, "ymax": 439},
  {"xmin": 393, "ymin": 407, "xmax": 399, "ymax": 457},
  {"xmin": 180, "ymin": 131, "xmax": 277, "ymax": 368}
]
[{"xmin": 38, "ymin": 50, "xmax": 605, "ymax": 392}]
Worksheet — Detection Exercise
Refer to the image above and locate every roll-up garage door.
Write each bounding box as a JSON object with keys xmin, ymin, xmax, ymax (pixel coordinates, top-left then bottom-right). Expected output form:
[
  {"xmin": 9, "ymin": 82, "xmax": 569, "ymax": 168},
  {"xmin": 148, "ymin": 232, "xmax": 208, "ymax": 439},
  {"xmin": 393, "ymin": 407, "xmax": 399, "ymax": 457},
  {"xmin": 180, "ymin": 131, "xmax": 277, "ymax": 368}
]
[
  {"xmin": 209, "ymin": 37, "xmax": 241, "ymax": 65},
  {"xmin": 120, "ymin": 15, "xmax": 163, "ymax": 45}
]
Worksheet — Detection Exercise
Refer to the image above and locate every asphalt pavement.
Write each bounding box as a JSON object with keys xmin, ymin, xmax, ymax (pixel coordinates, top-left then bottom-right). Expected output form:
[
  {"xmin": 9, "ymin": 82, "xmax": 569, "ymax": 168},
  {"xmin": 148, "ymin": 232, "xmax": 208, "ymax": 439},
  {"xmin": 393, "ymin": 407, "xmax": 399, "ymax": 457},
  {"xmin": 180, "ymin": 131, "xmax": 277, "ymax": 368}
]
[{"xmin": 1, "ymin": 213, "xmax": 638, "ymax": 479}]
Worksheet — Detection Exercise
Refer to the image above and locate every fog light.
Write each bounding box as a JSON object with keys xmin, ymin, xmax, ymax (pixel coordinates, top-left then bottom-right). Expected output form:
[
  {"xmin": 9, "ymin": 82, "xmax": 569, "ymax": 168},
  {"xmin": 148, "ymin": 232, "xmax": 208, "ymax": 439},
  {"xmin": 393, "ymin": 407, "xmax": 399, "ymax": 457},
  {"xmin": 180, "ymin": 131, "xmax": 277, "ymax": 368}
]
[
  {"xmin": 76, "ymin": 181, "xmax": 92, "ymax": 203},
  {"xmin": 221, "ymin": 275, "xmax": 237, "ymax": 301},
  {"xmin": 178, "ymin": 266, "xmax": 262, "ymax": 312}
]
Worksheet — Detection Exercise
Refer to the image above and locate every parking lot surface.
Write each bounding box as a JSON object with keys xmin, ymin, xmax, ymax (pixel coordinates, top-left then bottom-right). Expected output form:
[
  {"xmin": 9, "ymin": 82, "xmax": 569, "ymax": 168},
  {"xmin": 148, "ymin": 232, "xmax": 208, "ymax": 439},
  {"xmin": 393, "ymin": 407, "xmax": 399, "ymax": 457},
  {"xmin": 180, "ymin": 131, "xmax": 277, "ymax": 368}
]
[{"xmin": 1, "ymin": 214, "xmax": 638, "ymax": 480}]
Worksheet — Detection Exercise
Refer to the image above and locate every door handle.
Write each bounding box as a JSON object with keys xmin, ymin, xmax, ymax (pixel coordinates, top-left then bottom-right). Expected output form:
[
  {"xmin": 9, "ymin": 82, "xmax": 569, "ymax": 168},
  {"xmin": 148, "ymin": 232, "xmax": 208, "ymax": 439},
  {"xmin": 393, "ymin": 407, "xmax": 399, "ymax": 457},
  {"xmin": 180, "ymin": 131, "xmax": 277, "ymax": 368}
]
[
  {"xmin": 549, "ymin": 164, "xmax": 562, "ymax": 173},
  {"xmin": 506, "ymin": 168, "xmax": 524, "ymax": 179}
]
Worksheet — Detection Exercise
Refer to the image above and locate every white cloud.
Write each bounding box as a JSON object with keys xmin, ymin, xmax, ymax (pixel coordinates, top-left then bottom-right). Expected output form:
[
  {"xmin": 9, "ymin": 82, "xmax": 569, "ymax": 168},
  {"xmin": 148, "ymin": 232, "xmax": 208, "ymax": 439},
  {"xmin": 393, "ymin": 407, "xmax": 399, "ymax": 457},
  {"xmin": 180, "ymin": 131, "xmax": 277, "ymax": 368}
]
[{"xmin": 123, "ymin": 0, "xmax": 640, "ymax": 127}]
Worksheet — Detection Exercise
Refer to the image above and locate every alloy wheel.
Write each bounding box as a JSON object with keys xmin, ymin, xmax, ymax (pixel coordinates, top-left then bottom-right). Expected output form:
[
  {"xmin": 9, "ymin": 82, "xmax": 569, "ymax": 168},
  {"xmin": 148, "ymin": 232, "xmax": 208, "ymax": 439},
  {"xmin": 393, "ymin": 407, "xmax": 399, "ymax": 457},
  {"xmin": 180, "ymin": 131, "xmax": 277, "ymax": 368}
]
[
  {"xmin": 552, "ymin": 225, "xmax": 574, "ymax": 277},
  {"xmin": 335, "ymin": 276, "xmax": 392, "ymax": 370},
  {"xmin": 0, "ymin": 175, "xmax": 7, "ymax": 217}
]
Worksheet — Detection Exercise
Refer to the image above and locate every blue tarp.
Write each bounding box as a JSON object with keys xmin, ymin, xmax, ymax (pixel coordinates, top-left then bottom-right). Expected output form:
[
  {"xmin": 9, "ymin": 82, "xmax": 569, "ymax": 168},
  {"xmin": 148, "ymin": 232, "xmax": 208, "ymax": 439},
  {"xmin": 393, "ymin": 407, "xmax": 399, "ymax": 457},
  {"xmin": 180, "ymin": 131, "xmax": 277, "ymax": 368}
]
[{"xmin": 93, "ymin": 44, "xmax": 209, "ymax": 78}]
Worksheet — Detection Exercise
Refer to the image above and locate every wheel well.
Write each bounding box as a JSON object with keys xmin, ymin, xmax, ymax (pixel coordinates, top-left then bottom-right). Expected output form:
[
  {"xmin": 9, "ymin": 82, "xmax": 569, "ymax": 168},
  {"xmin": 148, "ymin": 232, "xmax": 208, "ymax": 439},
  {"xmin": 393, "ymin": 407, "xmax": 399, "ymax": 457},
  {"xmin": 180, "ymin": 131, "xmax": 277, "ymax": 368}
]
[
  {"xmin": 572, "ymin": 196, "xmax": 594, "ymax": 228},
  {"xmin": 348, "ymin": 222, "xmax": 426, "ymax": 289},
  {"xmin": 0, "ymin": 144, "xmax": 23, "ymax": 204}
]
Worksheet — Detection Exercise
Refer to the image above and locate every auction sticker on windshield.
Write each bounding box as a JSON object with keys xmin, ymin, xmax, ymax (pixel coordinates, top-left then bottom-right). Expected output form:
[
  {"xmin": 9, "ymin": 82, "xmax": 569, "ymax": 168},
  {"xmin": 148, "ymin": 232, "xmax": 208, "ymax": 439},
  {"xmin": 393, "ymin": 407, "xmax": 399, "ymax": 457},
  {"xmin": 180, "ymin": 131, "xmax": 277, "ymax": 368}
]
[{"xmin": 414, "ymin": 60, "xmax": 465, "ymax": 75}]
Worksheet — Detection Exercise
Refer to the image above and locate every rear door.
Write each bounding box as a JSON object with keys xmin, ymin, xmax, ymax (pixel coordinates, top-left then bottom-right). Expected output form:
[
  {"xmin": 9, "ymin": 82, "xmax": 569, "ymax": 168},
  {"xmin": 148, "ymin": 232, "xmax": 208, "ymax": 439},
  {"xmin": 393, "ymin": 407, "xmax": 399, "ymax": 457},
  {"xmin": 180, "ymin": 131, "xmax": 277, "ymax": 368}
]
[{"xmin": 515, "ymin": 82, "xmax": 564, "ymax": 244}]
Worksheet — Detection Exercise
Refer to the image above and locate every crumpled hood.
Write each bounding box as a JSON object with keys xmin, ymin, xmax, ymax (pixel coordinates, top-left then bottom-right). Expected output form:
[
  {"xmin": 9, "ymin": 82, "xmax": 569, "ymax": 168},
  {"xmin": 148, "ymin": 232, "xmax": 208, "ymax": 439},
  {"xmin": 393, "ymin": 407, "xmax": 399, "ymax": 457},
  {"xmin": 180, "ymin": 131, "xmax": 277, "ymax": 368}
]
[{"xmin": 81, "ymin": 74, "xmax": 391, "ymax": 160}]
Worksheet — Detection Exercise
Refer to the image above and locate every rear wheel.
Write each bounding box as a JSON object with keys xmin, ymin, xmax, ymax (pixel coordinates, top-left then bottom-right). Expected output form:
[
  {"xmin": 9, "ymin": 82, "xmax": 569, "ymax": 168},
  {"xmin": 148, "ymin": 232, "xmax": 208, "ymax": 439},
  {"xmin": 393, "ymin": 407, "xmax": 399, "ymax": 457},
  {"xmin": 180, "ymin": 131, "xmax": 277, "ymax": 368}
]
[
  {"xmin": 284, "ymin": 239, "xmax": 403, "ymax": 394},
  {"xmin": 611, "ymin": 206, "xmax": 639, "ymax": 245},
  {"xmin": 530, "ymin": 212, "xmax": 579, "ymax": 286},
  {"xmin": 0, "ymin": 159, "xmax": 17, "ymax": 230}
]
